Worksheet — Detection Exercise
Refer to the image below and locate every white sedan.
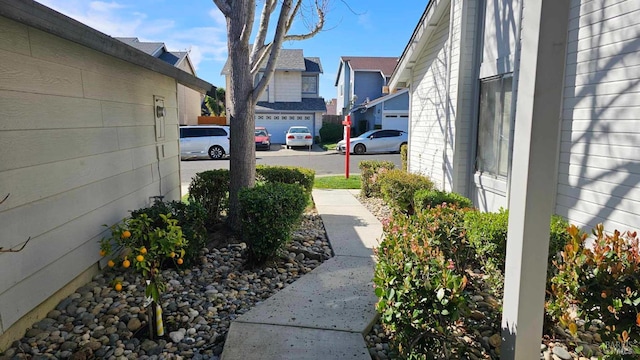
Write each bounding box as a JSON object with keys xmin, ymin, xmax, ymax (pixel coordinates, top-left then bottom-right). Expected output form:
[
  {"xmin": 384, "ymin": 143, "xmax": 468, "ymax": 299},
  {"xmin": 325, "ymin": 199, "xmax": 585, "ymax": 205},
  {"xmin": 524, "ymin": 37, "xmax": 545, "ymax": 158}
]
[
  {"xmin": 337, "ymin": 129, "xmax": 408, "ymax": 155},
  {"xmin": 285, "ymin": 126, "xmax": 313, "ymax": 149}
]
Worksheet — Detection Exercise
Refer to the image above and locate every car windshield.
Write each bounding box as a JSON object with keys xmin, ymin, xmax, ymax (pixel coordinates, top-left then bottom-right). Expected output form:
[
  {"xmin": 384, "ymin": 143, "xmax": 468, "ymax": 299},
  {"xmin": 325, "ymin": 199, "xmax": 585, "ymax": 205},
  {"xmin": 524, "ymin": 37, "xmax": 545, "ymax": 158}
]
[
  {"xmin": 357, "ymin": 130, "xmax": 377, "ymax": 138},
  {"xmin": 255, "ymin": 130, "xmax": 267, "ymax": 136},
  {"xmin": 288, "ymin": 127, "xmax": 310, "ymax": 134}
]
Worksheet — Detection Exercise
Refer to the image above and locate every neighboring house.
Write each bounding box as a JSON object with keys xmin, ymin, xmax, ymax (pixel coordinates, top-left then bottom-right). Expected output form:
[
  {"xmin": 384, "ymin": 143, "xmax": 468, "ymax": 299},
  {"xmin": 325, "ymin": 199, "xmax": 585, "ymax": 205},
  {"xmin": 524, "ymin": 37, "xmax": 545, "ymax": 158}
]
[
  {"xmin": 334, "ymin": 56, "xmax": 399, "ymax": 116},
  {"xmin": 325, "ymin": 98, "xmax": 337, "ymax": 115},
  {"xmin": 222, "ymin": 49, "xmax": 326, "ymax": 144},
  {"xmin": 117, "ymin": 37, "xmax": 203, "ymax": 126},
  {"xmin": 392, "ymin": 0, "xmax": 639, "ymax": 354},
  {"xmin": 0, "ymin": 0, "xmax": 211, "ymax": 349},
  {"xmin": 351, "ymin": 89, "xmax": 409, "ymax": 133}
]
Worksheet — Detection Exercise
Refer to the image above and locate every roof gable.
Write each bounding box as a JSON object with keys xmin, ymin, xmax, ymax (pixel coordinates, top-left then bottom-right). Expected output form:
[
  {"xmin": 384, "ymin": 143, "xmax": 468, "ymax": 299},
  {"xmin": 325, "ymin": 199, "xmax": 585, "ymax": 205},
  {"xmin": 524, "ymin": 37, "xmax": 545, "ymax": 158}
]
[
  {"xmin": 334, "ymin": 56, "xmax": 399, "ymax": 86},
  {"xmin": 222, "ymin": 48, "xmax": 320, "ymax": 74}
]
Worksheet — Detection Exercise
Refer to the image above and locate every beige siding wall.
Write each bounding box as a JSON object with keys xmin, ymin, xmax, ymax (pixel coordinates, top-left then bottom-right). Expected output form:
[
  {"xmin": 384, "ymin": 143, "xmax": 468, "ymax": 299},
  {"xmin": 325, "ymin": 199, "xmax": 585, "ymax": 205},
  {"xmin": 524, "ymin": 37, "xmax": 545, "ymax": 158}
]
[
  {"xmin": 408, "ymin": 5, "xmax": 451, "ymax": 190},
  {"xmin": 274, "ymin": 71, "xmax": 302, "ymax": 102},
  {"xmin": 0, "ymin": 16, "xmax": 181, "ymax": 334},
  {"xmin": 556, "ymin": 0, "xmax": 640, "ymax": 231},
  {"xmin": 177, "ymin": 84, "xmax": 202, "ymax": 125}
]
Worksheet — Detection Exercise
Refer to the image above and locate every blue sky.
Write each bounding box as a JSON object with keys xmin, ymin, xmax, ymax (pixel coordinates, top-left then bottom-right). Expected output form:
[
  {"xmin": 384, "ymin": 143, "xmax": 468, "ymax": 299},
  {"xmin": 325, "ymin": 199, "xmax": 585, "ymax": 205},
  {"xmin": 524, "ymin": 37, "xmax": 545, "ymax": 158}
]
[{"xmin": 37, "ymin": 0, "xmax": 426, "ymax": 100}]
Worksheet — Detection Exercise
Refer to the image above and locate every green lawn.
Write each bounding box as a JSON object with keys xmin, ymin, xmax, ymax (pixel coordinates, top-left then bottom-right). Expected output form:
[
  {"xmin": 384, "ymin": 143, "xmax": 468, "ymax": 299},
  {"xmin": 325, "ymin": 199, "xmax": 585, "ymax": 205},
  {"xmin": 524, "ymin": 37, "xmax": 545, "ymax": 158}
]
[
  {"xmin": 314, "ymin": 175, "xmax": 361, "ymax": 189},
  {"xmin": 320, "ymin": 142, "xmax": 338, "ymax": 151}
]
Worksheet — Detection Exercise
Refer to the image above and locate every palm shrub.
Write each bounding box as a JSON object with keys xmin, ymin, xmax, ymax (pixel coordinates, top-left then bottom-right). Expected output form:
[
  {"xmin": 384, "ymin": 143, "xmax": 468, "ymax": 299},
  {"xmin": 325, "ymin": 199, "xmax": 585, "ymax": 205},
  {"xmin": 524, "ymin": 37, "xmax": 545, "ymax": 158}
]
[
  {"xmin": 188, "ymin": 169, "xmax": 230, "ymax": 225},
  {"xmin": 239, "ymin": 182, "xmax": 307, "ymax": 265},
  {"xmin": 546, "ymin": 224, "xmax": 640, "ymax": 355},
  {"xmin": 378, "ymin": 169, "xmax": 434, "ymax": 214},
  {"xmin": 358, "ymin": 160, "xmax": 395, "ymax": 197},
  {"xmin": 374, "ymin": 209, "xmax": 470, "ymax": 358}
]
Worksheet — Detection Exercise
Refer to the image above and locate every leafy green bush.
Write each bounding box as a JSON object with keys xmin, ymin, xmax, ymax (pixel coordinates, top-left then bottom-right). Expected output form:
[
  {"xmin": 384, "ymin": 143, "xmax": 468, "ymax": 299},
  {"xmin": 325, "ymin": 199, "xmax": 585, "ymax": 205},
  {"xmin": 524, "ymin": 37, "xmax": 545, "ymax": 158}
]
[
  {"xmin": 414, "ymin": 189, "xmax": 473, "ymax": 211},
  {"xmin": 239, "ymin": 182, "xmax": 307, "ymax": 264},
  {"xmin": 188, "ymin": 169, "xmax": 230, "ymax": 225},
  {"xmin": 378, "ymin": 169, "xmax": 434, "ymax": 214},
  {"xmin": 400, "ymin": 143, "xmax": 408, "ymax": 172},
  {"xmin": 358, "ymin": 160, "xmax": 395, "ymax": 198},
  {"xmin": 131, "ymin": 200, "xmax": 207, "ymax": 266},
  {"xmin": 256, "ymin": 165, "xmax": 315, "ymax": 197},
  {"xmin": 374, "ymin": 210, "xmax": 470, "ymax": 357},
  {"xmin": 319, "ymin": 122, "xmax": 343, "ymax": 143},
  {"xmin": 547, "ymin": 224, "xmax": 640, "ymax": 353}
]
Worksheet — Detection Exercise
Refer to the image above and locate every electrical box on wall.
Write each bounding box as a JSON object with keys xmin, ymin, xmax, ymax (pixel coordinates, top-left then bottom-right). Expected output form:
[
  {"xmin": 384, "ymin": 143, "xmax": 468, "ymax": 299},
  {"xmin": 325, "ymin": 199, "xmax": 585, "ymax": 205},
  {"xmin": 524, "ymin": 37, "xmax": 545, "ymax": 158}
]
[{"xmin": 154, "ymin": 95, "xmax": 166, "ymax": 141}]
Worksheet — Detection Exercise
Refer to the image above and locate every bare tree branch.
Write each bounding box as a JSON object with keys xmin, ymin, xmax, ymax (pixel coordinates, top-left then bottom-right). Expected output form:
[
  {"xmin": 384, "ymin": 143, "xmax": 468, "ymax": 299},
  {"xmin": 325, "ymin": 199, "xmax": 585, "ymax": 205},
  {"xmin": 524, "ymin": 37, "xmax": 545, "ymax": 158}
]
[
  {"xmin": 253, "ymin": 0, "xmax": 293, "ymax": 102},
  {"xmin": 284, "ymin": 0, "xmax": 326, "ymax": 41},
  {"xmin": 251, "ymin": 0, "xmax": 278, "ymax": 65},
  {"xmin": 212, "ymin": 0, "xmax": 231, "ymax": 17},
  {"xmin": 241, "ymin": 1, "xmax": 256, "ymax": 44}
]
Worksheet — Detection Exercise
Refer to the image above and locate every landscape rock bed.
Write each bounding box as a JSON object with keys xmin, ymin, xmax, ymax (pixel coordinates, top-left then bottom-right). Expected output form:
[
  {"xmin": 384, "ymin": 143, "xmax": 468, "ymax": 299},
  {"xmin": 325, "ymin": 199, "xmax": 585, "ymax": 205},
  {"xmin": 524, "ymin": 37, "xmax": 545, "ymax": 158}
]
[{"xmin": 0, "ymin": 211, "xmax": 332, "ymax": 360}]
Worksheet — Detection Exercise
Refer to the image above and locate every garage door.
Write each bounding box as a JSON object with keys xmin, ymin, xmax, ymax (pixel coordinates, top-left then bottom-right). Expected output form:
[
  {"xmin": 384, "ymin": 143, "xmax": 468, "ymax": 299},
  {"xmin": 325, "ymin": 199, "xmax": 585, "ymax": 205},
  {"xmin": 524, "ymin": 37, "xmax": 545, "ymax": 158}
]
[
  {"xmin": 256, "ymin": 113, "xmax": 314, "ymax": 144},
  {"xmin": 382, "ymin": 114, "xmax": 409, "ymax": 133}
]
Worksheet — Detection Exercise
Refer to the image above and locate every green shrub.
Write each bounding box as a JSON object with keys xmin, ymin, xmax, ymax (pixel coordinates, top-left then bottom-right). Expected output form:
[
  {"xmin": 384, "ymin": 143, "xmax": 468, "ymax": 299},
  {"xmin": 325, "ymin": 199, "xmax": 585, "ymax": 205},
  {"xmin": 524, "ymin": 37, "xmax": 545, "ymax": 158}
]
[
  {"xmin": 130, "ymin": 200, "xmax": 207, "ymax": 266},
  {"xmin": 400, "ymin": 143, "xmax": 408, "ymax": 172},
  {"xmin": 256, "ymin": 165, "xmax": 315, "ymax": 197},
  {"xmin": 358, "ymin": 160, "xmax": 395, "ymax": 198},
  {"xmin": 319, "ymin": 122, "xmax": 343, "ymax": 143},
  {"xmin": 239, "ymin": 182, "xmax": 307, "ymax": 264},
  {"xmin": 378, "ymin": 169, "xmax": 434, "ymax": 214},
  {"xmin": 188, "ymin": 169, "xmax": 230, "ymax": 225},
  {"xmin": 374, "ymin": 210, "xmax": 470, "ymax": 357},
  {"xmin": 546, "ymin": 224, "xmax": 640, "ymax": 353},
  {"xmin": 414, "ymin": 189, "xmax": 473, "ymax": 211}
]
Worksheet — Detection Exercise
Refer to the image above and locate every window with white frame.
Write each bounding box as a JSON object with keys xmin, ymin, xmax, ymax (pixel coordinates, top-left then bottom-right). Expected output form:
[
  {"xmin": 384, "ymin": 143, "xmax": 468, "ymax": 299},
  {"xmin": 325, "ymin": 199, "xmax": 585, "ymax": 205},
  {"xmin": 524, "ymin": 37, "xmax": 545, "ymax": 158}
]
[
  {"xmin": 302, "ymin": 76, "xmax": 317, "ymax": 94},
  {"xmin": 476, "ymin": 75, "xmax": 513, "ymax": 177}
]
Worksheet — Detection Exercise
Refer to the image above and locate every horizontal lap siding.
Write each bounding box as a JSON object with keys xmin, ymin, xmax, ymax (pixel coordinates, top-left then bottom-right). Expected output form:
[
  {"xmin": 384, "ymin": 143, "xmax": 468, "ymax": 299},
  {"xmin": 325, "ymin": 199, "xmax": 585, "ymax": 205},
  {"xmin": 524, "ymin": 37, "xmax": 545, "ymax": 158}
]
[
  {"xmin": 556, "ymin": 0, "xmax": 640, "ymax": 232},
  {"xmin": 409, "ymin": 6, "xmax": 451, "ymax": 189},
  {"xmin": 0, "ymin": 16, "xmax": 181, "ymax": 332}
]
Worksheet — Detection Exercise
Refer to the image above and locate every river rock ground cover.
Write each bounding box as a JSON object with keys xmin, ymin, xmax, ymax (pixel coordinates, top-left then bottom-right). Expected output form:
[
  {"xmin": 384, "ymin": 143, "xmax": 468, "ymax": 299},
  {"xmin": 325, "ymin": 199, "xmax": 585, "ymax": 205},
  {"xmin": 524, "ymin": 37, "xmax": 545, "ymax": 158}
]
[{"xmin": 0, "ymin": 210, "xmax": 332, "ymax": 360}]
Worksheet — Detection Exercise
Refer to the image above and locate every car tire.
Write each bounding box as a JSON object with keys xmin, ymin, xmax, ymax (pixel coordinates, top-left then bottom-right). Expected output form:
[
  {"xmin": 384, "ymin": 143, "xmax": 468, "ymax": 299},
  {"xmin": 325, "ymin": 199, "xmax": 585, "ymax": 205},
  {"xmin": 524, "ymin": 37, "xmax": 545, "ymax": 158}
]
[
  {"xmin": 208, "ymin": 145, "xmax": 225, "ymax": 159},
  {"xmin": 354, "ymin": 143, "xmax": 366, "ymax": 155},
  {"xmin": 286, "ymin": 145, "xmax": 290, "ymax": 149}
]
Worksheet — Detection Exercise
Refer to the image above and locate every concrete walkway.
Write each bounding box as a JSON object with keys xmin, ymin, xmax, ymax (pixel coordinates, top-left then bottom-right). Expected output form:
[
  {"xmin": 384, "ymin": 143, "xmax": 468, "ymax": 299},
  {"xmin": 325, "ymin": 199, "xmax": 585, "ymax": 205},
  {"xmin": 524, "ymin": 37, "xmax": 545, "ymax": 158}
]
[{"xmin": 221, "ymin": 189, "xmax": 382, "ymax": 360}]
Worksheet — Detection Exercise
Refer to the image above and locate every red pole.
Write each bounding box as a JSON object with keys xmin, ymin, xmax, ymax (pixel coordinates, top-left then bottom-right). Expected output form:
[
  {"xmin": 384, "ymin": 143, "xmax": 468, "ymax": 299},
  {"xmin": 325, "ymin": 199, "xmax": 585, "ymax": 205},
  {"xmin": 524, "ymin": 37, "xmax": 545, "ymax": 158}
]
[{"xmin": 342, "ymin": 115, "xmax": 351, "ymax": 179}]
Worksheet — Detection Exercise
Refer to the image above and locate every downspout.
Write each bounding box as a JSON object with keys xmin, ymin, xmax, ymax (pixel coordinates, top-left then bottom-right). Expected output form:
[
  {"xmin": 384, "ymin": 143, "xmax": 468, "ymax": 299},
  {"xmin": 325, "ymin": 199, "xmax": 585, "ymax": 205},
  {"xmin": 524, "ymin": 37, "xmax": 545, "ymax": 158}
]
[{"xmin": 443, "ymin": 0, "xmax": 455, "ymax": 190}]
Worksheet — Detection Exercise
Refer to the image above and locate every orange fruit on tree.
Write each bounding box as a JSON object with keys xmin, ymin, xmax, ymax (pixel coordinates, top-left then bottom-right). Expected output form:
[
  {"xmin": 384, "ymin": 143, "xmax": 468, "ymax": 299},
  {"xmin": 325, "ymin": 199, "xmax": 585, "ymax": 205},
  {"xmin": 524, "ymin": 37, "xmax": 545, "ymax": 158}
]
[
  {"xmin": 121, "ymin": 230, "xmax": 131, "ymax": 239},
  {"xmin": 114, "ymin": 283, "xmax": 123, "ymax": 291},
  {"xmin": 107, "ymin": 260, "xmax": 115, "ymax": 267},
  {"xmin": 99, "ymin": 249, "xmax": 107, "ymax": 257},
  {"xmin": 176, "ymin": 258, "xmax": 184, "ymax": 265},
  {"xmin": 122, "ymin": 259, "xmax": 131, "ymax": 268},
  {"xmin": 140, "ymin": 247, "xmax": 147, "ymax": 255},
  {"xmin": 169, "ymin": 252, "xmax": 176, "ymax": 258},
  {"xmin": 136, "ymin": 255, "xmax": 144, "ymax": 262}
]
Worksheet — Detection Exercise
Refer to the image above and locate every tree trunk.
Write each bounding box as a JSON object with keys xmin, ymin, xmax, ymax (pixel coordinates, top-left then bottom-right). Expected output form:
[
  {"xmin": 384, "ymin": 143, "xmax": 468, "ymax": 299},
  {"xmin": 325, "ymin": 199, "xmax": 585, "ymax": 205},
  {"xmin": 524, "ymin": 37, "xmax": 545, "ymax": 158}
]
[{"xmin": 226, "ymin": 11, "xmax": 256, "ymax": 232}]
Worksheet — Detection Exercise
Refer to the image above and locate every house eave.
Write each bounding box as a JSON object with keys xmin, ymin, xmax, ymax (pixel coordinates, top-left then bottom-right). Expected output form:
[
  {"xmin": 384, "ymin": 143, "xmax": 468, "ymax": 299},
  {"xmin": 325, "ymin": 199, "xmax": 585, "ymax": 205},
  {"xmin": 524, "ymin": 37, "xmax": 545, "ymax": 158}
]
[
  {"xmin": 0, "ymin": 0, "xmax": 212, "ymax": 94},
  {"xmin": 389, "ymin": 0, "xmax": 450, "ymax": 90}
]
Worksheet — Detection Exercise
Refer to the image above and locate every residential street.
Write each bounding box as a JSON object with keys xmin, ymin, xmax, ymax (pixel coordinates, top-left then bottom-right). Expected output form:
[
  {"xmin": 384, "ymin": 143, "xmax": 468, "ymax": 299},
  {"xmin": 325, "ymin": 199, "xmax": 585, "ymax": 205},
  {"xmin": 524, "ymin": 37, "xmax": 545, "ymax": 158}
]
[{"xmin": 179, "ymin": 145, "xmax": 402, "ymax": 188}]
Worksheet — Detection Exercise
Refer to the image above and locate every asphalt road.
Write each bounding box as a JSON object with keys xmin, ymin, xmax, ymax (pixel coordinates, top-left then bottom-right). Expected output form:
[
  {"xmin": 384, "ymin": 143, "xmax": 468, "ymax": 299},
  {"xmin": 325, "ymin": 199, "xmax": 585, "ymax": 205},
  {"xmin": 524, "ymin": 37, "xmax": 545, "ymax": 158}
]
[{"xmin": 179, "ymin": 144, "xmax": 402, "ymax": 187}]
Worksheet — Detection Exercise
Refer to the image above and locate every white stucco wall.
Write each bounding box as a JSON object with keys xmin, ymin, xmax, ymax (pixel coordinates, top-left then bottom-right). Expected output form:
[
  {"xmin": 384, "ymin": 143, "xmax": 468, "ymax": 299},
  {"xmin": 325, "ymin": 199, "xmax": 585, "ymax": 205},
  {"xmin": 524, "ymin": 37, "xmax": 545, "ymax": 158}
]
[
  {"xmin": 555, "ymin": 0, "xmax": 640, "ymax": 232},
  {"xmin": 0, "ymin": 16, "xmax": 181, "ymax": 334}
]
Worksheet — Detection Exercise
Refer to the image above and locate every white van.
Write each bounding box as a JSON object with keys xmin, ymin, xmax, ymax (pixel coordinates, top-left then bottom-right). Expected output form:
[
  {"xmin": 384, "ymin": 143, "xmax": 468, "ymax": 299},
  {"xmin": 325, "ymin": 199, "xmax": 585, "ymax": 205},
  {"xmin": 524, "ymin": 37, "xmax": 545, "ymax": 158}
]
[{"xmin": 179, "ymin": 125, "xmax": 230, "ymax": 160}]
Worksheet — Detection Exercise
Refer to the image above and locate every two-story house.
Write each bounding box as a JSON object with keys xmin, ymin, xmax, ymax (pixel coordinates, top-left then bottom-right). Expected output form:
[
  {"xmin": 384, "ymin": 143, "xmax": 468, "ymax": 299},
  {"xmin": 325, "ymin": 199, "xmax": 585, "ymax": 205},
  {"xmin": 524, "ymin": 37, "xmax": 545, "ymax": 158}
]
[
  {"xmin": 334, "ymin": 56, "xmax": 409, "ymax": 134},
  {"xmin": 116, "ymin": 37, "xmax": 203, "ymax": 126},
  {"xmin": 223, "ymin": 49, "xmax": 326, "ymax": 144}
]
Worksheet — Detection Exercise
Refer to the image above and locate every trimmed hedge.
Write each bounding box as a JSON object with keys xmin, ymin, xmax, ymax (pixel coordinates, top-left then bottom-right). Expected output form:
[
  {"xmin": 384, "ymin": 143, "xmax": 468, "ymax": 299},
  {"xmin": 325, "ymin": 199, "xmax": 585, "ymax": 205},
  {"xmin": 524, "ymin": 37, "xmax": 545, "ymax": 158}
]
[
  {"xmin": 256, "ymin": 165, "xmax": 315, "ymax": 197},
  {"xmin": 239, "ymin": 182, "xmax": 307, "ymax": 264},
  {"xmin": 319, "ymin": 122, "xmax": 344, "ymax": 143},
  {"xmin": 414, "ymin": 189, "xmax": 473, "ymax": 211},
  {"xmin": 378, "ymin": 169, "xmax": 434, "ymax": 214},
  {"xmin": 188, "ymin": 169, "xmax": 230, "ymax": 226},
  {"xmin": 358, "ymin": 160, "xmax": 395, "ymax": 198}
]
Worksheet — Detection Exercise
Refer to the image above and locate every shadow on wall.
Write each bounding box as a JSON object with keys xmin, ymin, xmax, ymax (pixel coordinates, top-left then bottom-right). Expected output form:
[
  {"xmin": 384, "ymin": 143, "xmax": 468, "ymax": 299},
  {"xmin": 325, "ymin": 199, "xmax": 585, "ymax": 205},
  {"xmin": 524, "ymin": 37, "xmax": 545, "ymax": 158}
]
[{"xmin": 556, "ymin": 2, "xmax": 640, "ymax": 231}]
